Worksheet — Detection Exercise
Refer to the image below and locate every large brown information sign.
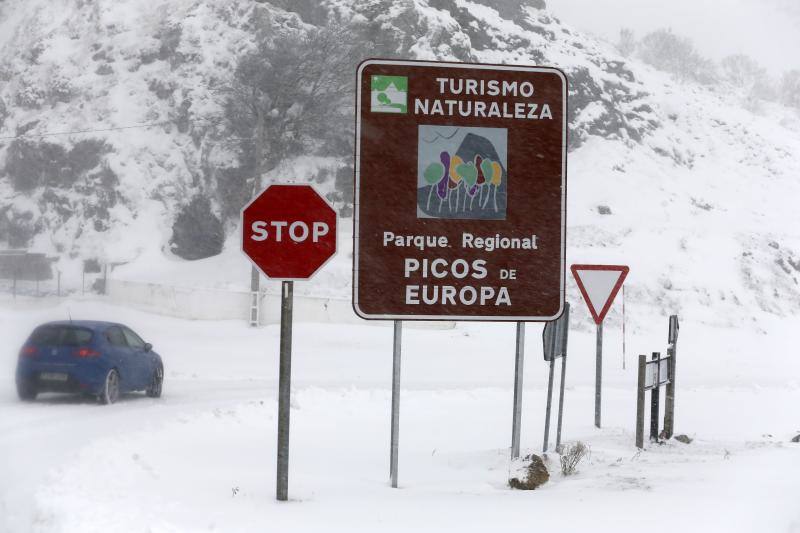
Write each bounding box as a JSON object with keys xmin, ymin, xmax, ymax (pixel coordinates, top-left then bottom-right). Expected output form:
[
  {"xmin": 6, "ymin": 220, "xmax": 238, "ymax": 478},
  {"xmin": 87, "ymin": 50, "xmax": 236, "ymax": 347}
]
[{"xmin": 354, "ymin": 59, "xmax": 567, "ymax": 321}]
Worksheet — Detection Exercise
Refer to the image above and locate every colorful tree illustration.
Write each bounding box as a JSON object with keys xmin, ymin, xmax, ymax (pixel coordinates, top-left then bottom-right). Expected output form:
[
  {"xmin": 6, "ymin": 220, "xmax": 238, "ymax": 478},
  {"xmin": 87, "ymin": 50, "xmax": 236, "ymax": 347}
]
[
  {"xmin": 423, "ymin": 161, "xmax": 445, "ymax": 211},
  {"xmin": 481, "ymin": 159, "xmax": 503, "ymax": 211},
  {"xmin": 475, "ymin": 155, "xmax": 487, "ymax": 205},
  {"xmin": 448, "ymin": 155, "xmax": 464, "ymax": 211},
  {"xmin": 436, "ymin": 151, "xmax": 451, "ymax": 211},
  {"xmin": 457, "ymin": 160, "xmax": 478, "ymax": 210},
  {"xmin": 420, "ymin": 150, "xmax": 504, "ymax": 215}
]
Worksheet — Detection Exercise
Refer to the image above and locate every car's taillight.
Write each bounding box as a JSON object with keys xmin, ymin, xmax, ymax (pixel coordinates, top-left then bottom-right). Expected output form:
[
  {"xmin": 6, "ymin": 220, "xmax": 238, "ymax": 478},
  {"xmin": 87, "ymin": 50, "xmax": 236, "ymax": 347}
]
[
  {"xmin": 20, "ymin": 346, "xmax": 37, "ymax": 357},
  {"xmin": 75, "ymin": 348, "xmax": 101, "ymax": 358}
]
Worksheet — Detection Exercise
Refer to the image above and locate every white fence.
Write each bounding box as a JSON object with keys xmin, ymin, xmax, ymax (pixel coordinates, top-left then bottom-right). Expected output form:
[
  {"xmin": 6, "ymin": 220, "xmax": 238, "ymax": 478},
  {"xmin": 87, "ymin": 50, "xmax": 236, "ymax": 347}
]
[
  {"xmin": 106, "ymin": 279, "xmax": 365, "ymax": 325},
  {"xmin": 105, "ymin": 280, "xmax": 455, "ymax": 329}
]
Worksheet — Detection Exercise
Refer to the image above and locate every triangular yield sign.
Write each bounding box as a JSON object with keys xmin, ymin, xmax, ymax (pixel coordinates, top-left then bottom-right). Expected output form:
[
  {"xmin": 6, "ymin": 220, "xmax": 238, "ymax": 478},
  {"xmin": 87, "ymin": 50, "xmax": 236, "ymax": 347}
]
[{"xmin": 570, "ymin": 264, "xmax": 629, "ymax": 324}]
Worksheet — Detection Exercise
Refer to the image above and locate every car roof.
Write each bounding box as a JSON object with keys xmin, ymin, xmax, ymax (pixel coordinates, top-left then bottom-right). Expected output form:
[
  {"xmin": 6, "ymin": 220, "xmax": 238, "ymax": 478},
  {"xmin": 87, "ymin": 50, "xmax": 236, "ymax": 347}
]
[{"xmin": 38, "ymin": 320, "xmax": 125, "ymax": 331}]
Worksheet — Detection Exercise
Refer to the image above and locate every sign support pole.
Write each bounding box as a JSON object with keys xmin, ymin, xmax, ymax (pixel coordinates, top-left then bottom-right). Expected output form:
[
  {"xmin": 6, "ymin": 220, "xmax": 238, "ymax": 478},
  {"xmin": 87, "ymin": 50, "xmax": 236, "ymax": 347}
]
[
  {"xmin": 622, "ymin": 285, "xmax": 626, "ymax": 370},
  {"xmin": 556, "ymin": 355, "xmax": 567, "ymax": 450},
  {"xmin": 664, "ymin": 315, "xmax": 678, "ymax": 439},
  {"xmin": 543, "ymin": 359, "xmax": 555, "ymax": 453},
  {"xmin": 555, "ymin": 304, "xmax": 570, "ymax": 449},
  {"xmin": 240, "ymin": 184, "xmax": 337, "ymax": 502},
  {"xmin": 635, "ymin": 354, "xmax": 646, "ymax": 449},
  {"xmin": 250, "ymin": 267, "xmax": 260, "ymax": 327},
  {"xmin": 390, "ymin": 320, "xmax": 402, "ymax": 488},
  {"xmin": 510, "ymin": 322, "xmax": 525, "ymax": 459},
  {"xmin": 594, "ymin": 321, "xmax": 603, "ymax": 428},
  {"xmin": 276, "ymin": 280, "xmax": 293, "ymax": 501}
]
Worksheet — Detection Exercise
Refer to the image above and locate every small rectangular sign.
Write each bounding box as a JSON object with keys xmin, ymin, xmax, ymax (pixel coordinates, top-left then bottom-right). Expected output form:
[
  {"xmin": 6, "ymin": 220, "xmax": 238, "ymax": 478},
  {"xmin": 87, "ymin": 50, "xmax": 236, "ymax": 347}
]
[
  {"xmin": 543, "ymin": 302, "xmax": 570, "ymax": 361},
  {"xmin": 645, "ymin": 356, "xmax": 670, "ymax": 390},
  {"xmin": 353, "ymin": 59, "xmax": 567, "ymax": 320}
]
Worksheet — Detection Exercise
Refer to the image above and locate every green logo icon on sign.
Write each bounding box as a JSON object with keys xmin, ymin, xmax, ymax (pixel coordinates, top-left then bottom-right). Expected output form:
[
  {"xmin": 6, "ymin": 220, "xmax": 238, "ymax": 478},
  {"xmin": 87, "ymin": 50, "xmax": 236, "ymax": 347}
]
[{"xmin": 371, "ymin": 75, "xmax": 408, "ymax": 113}]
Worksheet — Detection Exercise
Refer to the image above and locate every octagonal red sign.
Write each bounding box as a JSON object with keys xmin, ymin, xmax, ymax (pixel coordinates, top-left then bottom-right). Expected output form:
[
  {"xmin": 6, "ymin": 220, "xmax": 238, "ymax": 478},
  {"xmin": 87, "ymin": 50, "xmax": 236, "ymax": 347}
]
[{"xmin": 241, "ymin": 184, "xmax": 337, "ymax": 280}]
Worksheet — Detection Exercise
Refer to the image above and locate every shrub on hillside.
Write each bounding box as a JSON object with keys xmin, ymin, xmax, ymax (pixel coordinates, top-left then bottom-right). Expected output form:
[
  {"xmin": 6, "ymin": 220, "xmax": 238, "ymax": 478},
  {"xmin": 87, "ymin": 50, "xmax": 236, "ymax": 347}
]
[
  {"xmin": 2, "ymin": 210, "xmax": 38, "ymax": 248},
  {"xmin": 779, "ymin": 70, "xmax": 800, "ymax": 108},
  {"xmin": 0, "ymin": 97, "xmax": 7, "ymax": 130},
  {"xmin": 170, "ymin": 196, "xmax": 224, "ymax": 260},
  {"xmin": 720, "ymin": 54, "xmax": 775, "ymax": 103},
  {"xmin": 558, "ymin": 441, "xmax": 590, "ymax": 476},
  {"xmin": 5, "ymin": 138, "xmax": 111, "ymax": 191},
  {"xmin": 5, "ymin": 139, "xmax": 67, "ymax": 190},
  {"xmin": 638, "ymin": 29, "xmax": 717, "ymax": 85}
]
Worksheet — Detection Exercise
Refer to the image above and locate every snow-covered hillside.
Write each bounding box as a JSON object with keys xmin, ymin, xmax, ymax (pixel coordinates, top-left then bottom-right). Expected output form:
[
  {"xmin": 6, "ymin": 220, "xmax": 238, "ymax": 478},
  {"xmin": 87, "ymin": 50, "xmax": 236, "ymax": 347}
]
[{"xmin": 1, "ymin": 0, "xmax": 799, "ymax": 324}]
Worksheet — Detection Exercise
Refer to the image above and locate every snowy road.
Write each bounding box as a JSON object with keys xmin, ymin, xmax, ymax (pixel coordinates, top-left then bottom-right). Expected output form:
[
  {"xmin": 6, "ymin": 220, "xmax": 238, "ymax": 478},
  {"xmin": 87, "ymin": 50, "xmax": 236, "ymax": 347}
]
[{"xmin": 1, "ymin": 300, "xmax": 799, "ymax": 532}]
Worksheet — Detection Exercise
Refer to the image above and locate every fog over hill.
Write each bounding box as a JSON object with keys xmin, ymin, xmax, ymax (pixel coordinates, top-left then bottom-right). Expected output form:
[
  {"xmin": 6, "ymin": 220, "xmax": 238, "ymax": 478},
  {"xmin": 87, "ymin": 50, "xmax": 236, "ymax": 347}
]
[{"xmin": 0, "ymin": 0, "xmax": 798, "ymax": 323}]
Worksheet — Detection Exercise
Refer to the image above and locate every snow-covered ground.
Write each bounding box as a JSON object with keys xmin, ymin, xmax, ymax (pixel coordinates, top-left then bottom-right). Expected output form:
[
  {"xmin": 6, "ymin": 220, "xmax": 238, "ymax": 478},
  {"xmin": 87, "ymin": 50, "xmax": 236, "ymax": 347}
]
[{"xmin": 1, "ymin": 298, "xmax": 798, "ymax": 532}]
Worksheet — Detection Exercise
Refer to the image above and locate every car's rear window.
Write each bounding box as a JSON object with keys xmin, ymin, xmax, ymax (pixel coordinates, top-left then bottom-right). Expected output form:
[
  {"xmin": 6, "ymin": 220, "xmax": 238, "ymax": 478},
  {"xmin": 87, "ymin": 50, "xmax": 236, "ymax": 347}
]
[{"xmin": 30, "ymin": 326, "xmax": 93, "ymax": 346}]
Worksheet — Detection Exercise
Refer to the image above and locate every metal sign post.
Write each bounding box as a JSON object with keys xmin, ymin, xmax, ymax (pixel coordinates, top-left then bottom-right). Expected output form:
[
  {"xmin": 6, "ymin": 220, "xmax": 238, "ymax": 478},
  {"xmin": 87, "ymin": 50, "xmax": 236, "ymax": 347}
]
[
  {"xmin": 635, "ymin": 353, "xmax": 646, "ymax": 449},
  {"xmin": 390, "ymin": 320, "xmax": 402, "ymax": 487},
  {"xmin": 543, "ymin": 358, "xmax": 556, "ymax": 452},
  {"xmin": 240, "ymin": 184, "xmax": 338, "ymax": 502},
  {"xmin": 595, "ymin": 322, "xmax": 603, "ymax": 428},
  {"xmin": 542, "ymin": 302, "xmax": 570, "ymax": 453},
  {"xmin": 555, "ymin": 303, "xmax": 570, "ymax": 449},
  {"xmin": 511, "ymin": 322, "xmax": 526, "ymax": 459},
  {"xmin": 663, "ymin": 315, "xmax": 680, "ymax": 439},
  {"xmin": 555, "ymin": 343, "xmax": 569, "ymax": 447},
  {"xmin": 622, "ymin": 285, "xmax": 626, "ymax": 370},
  {"xmin": 635, "ymin": 350, "xmax": 673, "ymax": 448},
  {"xmin": 276, "ymin": 281, "xmax": 293, "ymax": 501},
  {"xmin": 571, "ymin": 265, "xmax": 629, "ymax": 429}
]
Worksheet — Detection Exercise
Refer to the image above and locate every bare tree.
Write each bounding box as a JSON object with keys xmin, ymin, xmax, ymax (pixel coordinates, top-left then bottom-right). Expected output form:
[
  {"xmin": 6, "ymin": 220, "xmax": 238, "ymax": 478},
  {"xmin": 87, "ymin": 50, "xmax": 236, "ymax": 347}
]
[
  {"xmin": 220, "ymin": 23, "xmax": 355, "ymax": 321},
  {"xmin": 224, "ymin": 25, "xmax": 355, "ymax": 194}
]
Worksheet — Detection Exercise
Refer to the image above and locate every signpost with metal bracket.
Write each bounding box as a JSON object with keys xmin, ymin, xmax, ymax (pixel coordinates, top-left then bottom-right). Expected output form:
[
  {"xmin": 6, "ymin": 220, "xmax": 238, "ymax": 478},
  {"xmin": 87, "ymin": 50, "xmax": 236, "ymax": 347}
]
[
  {"xmin": 636, "ymin": 350, "xmax": 672, "ymax": 448},
  {"xmin": 542, "ymin": 302, "xmax": 570, "ymax": 452},
  {"xmin": 663, "ymin": 315, "xmax": 680, "ymax": 438},
  {"xmin": 571, "ymin": 264, "xmax": 629, "ymax": 428},
  {"xmin": 241, "ymin": 184, "xmax": 338, "ymax": 501}
]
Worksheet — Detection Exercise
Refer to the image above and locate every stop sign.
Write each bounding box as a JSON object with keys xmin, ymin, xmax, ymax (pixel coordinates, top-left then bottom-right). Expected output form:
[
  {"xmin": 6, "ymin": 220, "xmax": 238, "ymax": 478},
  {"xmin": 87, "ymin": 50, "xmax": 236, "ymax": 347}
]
[{"xmin": 241, "ymin": 184, "xmax": 337, "ymax": 279}]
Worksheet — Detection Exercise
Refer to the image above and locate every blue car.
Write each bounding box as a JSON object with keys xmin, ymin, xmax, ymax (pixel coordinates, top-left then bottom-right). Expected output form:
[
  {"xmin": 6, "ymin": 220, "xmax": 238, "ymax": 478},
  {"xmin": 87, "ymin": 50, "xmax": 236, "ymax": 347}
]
[{"xmin": 15, "ymin": 321, "xmax": 164, "ymax": 404}]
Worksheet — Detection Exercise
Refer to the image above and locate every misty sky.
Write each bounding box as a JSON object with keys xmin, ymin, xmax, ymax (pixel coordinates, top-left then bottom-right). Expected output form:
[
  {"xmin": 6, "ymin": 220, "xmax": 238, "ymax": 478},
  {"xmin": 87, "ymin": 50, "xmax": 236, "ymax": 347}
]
[{"xmin": 545, "ymin": 0, "xmax": 800, "ymax": 77}]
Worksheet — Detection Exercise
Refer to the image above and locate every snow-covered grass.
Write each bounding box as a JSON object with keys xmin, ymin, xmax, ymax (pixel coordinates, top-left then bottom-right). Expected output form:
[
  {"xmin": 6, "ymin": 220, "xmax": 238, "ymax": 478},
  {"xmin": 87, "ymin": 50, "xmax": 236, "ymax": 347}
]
[{"xmin": 1, "ymin": 299, "xmax": 798, "ymax": 532}]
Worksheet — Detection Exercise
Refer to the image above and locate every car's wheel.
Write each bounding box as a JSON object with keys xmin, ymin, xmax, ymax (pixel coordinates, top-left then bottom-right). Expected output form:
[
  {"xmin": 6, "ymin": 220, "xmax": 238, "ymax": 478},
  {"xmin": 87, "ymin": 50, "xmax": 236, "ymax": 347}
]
[
  {"xmin": 98, "ymin": 369, "xmax": 120, "ymax": 405},
  {"xmin": 16, "ymin": 380, "xmax": 37, "ymax": 401},
  {"xmin": 146, "ymin": 364, "xmax": 163, "ymax": 398}
]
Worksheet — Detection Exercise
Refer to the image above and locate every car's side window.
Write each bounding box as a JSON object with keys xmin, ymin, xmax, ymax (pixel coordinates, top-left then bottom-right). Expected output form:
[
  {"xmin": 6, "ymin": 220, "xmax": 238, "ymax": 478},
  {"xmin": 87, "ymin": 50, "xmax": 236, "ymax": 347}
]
[
  {"xmin": 106, "ymin": 327, "xmax": 128, "ymax": 347},
  {"xmin": 122, "ymin": 327, "xmax": 146, "ymax": 350}
]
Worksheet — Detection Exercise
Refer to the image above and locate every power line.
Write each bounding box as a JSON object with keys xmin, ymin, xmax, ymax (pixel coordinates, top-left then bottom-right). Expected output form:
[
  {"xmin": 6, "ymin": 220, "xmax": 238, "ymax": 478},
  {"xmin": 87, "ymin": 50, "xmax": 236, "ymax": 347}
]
[
  {"xmin": 0, "ymin": 121, "xmax": 172, "ymax": 141},
  {"xmin": 0, "ymin": 117, "xmax": 225, "ymax": 141}
]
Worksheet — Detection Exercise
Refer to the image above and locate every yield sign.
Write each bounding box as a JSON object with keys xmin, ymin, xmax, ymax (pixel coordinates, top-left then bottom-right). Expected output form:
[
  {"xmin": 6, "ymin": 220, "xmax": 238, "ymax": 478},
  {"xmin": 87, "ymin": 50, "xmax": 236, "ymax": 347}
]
[{"xmin": 571, "ymin": 264, "xmax": 629, "ymax": 324}]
